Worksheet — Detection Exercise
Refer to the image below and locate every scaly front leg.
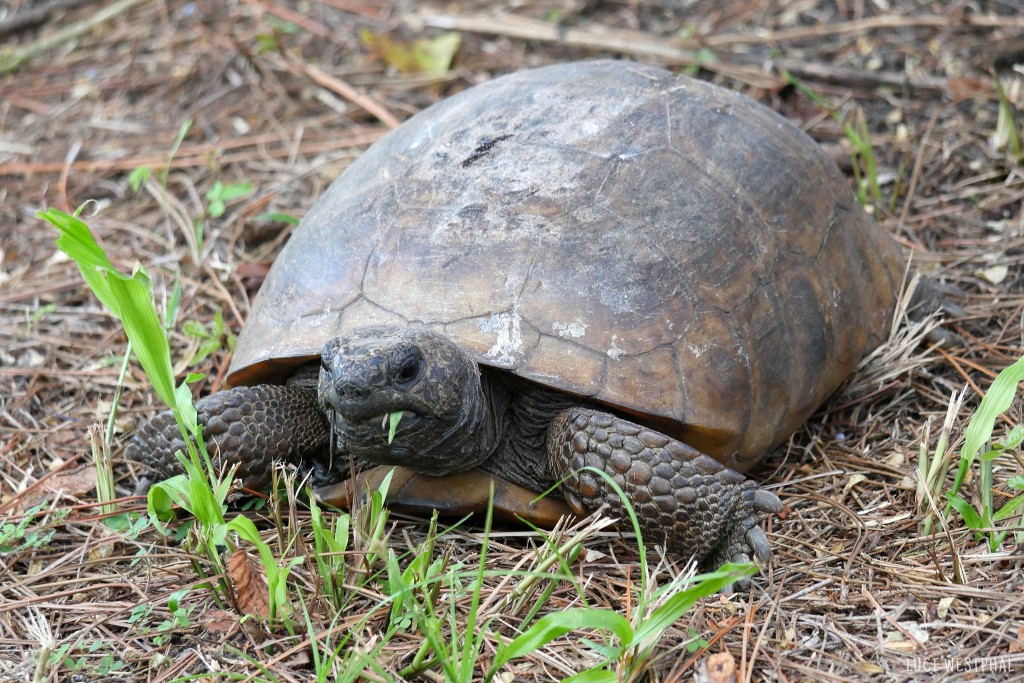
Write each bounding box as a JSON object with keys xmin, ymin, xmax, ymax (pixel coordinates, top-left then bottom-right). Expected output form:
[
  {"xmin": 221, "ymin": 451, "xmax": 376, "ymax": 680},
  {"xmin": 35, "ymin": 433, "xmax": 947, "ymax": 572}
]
[{"xmin": 126, "ymin": 385, "xmax": 333, "ymax": 490}]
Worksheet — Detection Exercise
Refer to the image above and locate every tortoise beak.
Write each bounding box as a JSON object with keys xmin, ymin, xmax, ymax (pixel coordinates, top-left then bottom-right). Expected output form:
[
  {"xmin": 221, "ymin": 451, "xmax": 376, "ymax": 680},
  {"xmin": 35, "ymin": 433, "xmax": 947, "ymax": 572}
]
[{"xmin": 320, "ymin": 379, "xmax": 432, "ymax": 424}]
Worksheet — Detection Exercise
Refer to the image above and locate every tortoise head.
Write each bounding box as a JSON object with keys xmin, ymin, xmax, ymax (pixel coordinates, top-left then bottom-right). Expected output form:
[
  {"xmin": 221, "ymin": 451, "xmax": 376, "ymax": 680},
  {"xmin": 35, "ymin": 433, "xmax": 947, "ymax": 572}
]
[{"xmin": 318, "ymin": 324, "xmax": 497, "ymax": 475}]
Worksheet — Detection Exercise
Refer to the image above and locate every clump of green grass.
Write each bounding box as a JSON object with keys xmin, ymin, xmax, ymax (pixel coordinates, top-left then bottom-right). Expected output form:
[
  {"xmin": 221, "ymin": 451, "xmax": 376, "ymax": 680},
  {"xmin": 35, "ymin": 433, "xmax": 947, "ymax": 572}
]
[
  {"xmin": 490, "ymin": 562, "xmax": 749, "ymax": 681},
  {"xmin": 0, "ymin": 502, "xmax": 69, "ymax": 555},
  {"xmin": 45, "ymin": 206, "xmax": 247, "ymax": 604},
  {"xmin": 44, "ymin": 206, "xmax": 402, "ymax": 667},
  {"xmin": 386, "ymin": 470, "xmax": 754, "ymax": 681},
  {"xmin": 46, "ymin": 208, "xmax": 308, "ymax": 618},
  {"xmin": 486, "ymin": 470, "xmax": 754, "ymax": 680},
  {"xmin": 946, "ymin": 357, "xmax": 1024, "ymax": 552},
  {"xmin": 919, "ymin": 355, "xmax": 1024, "ymax": 558},
  {"xmin": 917, "ymin": 389, "xmax": 965, "ymax": 537},
  {"xmin": 391, "ymin": 498, "xmax": 495, "ymax": 681}
]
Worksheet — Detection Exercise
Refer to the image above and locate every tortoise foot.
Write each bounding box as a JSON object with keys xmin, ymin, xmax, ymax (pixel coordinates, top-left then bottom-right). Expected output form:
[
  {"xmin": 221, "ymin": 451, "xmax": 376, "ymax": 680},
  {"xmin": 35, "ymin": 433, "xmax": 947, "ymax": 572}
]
[
  {"xmin": 125, "ymin": 385, "xmax": 329, "ymax": 490},
  {"xmin": 709, "ymin": 483, "xmax": 782, "ymax": 568},
  {"xmin": 547, "ymin": 408, "xmax": 782, "ymax": 568}
]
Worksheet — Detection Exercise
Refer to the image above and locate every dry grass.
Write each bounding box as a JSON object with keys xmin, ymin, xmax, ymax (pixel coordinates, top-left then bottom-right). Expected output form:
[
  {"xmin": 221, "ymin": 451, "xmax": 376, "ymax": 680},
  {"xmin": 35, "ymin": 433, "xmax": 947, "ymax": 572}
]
[{"xmin": 2, "ymin": 0, "xmax": 1024, "ymax": 681}]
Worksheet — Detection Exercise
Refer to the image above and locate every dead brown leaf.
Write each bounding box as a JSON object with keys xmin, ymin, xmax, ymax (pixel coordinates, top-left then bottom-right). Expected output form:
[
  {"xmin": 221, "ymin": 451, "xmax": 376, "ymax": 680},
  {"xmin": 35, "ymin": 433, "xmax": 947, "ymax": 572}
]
[
  {"xmin": 204, "ymin": 609, "xmax": 240, "ymax": 636},
  {"xmin": 44, "ymin": 465, "xmax": 97, "ymax": 499},
  {"xmin": 1008, "ymin": 625, "xmax": 1024, "ymax": 655},
  {"xmin": 226, "ymin": 548, "xmax": 271, "ymax": 619},
  {"xmin": 10, "ymin": 465, "xmax": 99, "ymax": 512}
]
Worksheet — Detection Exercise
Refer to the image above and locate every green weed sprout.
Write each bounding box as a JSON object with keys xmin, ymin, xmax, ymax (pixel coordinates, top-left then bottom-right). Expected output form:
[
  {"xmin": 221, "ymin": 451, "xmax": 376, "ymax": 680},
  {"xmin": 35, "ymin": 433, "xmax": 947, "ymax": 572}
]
[
  {"xmin": 44, "ymin": 208, "xmax": 204, "ymax": 463},
  {"xmin": 993, "ymin": 76, "xmax": 1022, "ymax": 162},
  {"xmin": 43, "ymin": 207, "xmax": 289, "ymax": 614},
  {"xmin": 946, "ymin": 356, "xmax": 1024, "ymax": 552}
]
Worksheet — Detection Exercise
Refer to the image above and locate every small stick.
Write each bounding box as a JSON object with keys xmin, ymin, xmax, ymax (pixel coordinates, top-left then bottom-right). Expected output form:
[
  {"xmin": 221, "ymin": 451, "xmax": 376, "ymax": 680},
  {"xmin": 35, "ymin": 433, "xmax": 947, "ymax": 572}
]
[
  {"xmin": 702, "ymin": 13, "xmax": 1024, "ymax": 47},
  {"xmin": 421, "ymin": 11, "xmax": 778, "ymax": 89},
  {"xmin": 0, "ymin": 129, "xmax": 386, "ymax": 176},
  {"xmin": 0, "ymin": 0, "xmax": 152, "ymax": 74},
  {"xmin": 284, "ymin": 56, "xmax": 403, "ymax": 129},
  {"xmin": 898, "ymin": 109, "xmax": 941, "ymax": 232},
  {"xmin": 0, "ymin": 0, "xmax": 97, "ymax": 38},
  {"xmin": 420, "ymin": 11, "xmax": 957, "ymax": 94}
]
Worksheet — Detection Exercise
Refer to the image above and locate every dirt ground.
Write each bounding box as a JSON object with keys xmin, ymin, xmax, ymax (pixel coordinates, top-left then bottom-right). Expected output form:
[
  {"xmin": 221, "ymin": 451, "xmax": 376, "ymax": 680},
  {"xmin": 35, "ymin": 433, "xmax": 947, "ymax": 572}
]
[{"xmin": 2, "ymin": 0, "xmax": 1024, "ymax": 681}]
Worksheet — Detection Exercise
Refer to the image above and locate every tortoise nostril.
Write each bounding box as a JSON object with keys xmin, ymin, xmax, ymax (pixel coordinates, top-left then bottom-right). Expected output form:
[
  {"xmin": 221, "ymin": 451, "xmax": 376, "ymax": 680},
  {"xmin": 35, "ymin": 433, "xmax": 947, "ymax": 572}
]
[
  {"xmin": 334, "ymin": 380, "xmax": 371, "ymax": 403},
  {"xmin": 322, "ymin": 379, "xmax": 375, "ymax": 421}
]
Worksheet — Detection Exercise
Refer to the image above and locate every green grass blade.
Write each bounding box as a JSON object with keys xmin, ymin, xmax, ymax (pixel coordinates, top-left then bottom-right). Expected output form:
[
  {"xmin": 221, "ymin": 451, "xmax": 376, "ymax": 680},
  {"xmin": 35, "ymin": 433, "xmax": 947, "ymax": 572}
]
[
  {"xmin": 633, "ymin": 563, "xmax": 754, "ymax": 645},
  {"xmin": 148, "ymin": 474, "xmax": 190, "ymax": 521},
  {"xmin": 458, "ymin": 483, "xmax": 496, "ymax": 681},
  {"xmin": 491, "ymin": 608, "xmax": 632, "ymax": 671},
  {"xmin": 227, "ymin": 515, "xmax": 273, "ymax": 568},
  {"xmin": 173, "ymin": 382, "xmax": 200, "ymax": 439},
  {"xmin": 46, "ymin": 208, "xmax": 122, "ymax": 316},
  {"xmin": 387, "ymin": 411, "xmax": 403, "ymax": 444},
  {"xmin": 947, "ymin": 494, "xmax": 982, "ymax": 530},
  {"xmin": 189, "ymin": 470, "xmax": 227, "ymax": 527},
  {"xmin": 994, "ymin": 493, "xmax": 1024, "ymax": 523},
  {"xmin": 565, "ymin": 671, "xmax": 618, "ymax": 683},
  {"xmin": 160, "ymin": 119, "xmax": 192, "ymax": 187},
  {"xmin": 256, "ymin": 212, "xmax": 300, "ymax": 225},
  {"xmin": 105, "ymin": 272, "xmax": 177, "ymax": 408},
  {"xmin": 45, "ymin": 207, "xmax": 180, "ymax": 409},
  {"xmin": 962, "ymin": 356, "xmax": 1024, "ymax": 459},
  {"xmin": 573, "ymin": 466, "xmax": 648, "ymax": 595},
  {"xmin": 165, "ymin": 274, "xmax": 182, "ymax": 330}
]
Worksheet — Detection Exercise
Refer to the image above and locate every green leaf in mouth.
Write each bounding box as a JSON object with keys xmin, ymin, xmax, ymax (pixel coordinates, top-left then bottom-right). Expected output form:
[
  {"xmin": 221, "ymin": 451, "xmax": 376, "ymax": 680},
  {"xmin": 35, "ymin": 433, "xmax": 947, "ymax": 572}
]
[{"xmin": 384, "ymin": 411, "xmax": 404, "ymax": 444}]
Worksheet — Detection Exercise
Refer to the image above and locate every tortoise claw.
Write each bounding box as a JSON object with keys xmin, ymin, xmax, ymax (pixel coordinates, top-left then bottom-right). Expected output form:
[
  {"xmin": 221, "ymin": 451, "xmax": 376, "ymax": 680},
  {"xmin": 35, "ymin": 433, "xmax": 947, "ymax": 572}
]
[
  {"xmin": 745, "ymin": 526, "xmax": 772, "ymax": 564},
  {"xmin": 754, "ymin": 489, "xmax": 783, "ymax": 513}
]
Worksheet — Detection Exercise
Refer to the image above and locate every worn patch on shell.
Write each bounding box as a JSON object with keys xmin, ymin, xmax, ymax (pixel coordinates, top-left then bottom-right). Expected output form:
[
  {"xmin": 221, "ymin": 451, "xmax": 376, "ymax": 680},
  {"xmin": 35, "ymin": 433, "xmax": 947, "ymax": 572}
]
[
  {"xmin": 481, "ymin": 309, "xmax": 524, "ymax": 366},
  {"xmin": 607, "ymin": 335, "xmax": 624, "ymax": 360},
  {"xmin": 552, "ymin": 319, "xmax": 587, "ymax": 339}
]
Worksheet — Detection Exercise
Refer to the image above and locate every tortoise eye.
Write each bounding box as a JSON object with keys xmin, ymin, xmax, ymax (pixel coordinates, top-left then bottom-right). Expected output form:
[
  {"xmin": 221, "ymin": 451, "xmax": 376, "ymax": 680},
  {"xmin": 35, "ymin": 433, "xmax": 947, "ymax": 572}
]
[{"xmin": 396, "ymin": 357, "xmax": 420, "ymax": 384}]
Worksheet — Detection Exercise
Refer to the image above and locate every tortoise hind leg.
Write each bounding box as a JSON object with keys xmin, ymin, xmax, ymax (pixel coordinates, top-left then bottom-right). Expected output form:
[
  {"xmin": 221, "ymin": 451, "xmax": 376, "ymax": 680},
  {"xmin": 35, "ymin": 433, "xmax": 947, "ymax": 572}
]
[
  {"xmin": 126, "ymin": 385, "xmax": 332, "ymax": 490},
  {"xmin": 547, "ymin": 407, "xmax": 782, "ymax": 567}
]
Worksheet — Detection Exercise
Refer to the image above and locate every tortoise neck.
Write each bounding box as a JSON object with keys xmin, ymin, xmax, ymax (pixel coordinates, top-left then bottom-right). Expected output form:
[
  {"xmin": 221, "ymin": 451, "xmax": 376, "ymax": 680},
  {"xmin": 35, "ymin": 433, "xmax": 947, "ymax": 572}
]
[
  {"xmin": 477, "ymin": 370, "xmax": 582, "ymax": 493},
  {"xmin": 419, "ymin": 367, "xmax": 502, "ymax": 472}
]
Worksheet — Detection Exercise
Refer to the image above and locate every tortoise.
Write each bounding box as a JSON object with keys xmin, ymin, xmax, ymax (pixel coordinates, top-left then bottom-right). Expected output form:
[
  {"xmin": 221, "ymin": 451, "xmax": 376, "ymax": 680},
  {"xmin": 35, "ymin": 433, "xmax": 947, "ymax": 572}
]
[{"xmin": 127, "ymin": 60, "xmax": 905, "ymax": 567}]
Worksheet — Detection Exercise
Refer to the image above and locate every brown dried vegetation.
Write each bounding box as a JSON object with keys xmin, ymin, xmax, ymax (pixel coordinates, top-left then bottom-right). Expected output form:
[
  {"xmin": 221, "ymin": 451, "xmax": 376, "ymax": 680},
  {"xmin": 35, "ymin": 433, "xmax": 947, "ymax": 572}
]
[{"xmin": 2, "ymin": 0, "xmax": 1023, "ymax": 681}]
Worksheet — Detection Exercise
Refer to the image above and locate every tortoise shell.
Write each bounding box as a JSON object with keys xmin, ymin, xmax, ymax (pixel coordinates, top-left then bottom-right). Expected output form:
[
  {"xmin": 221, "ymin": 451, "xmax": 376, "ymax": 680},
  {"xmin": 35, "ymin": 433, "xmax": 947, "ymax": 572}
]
[{"xmin": 228, "ymin": 60, "xmax": 904, "ymax": 473}]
